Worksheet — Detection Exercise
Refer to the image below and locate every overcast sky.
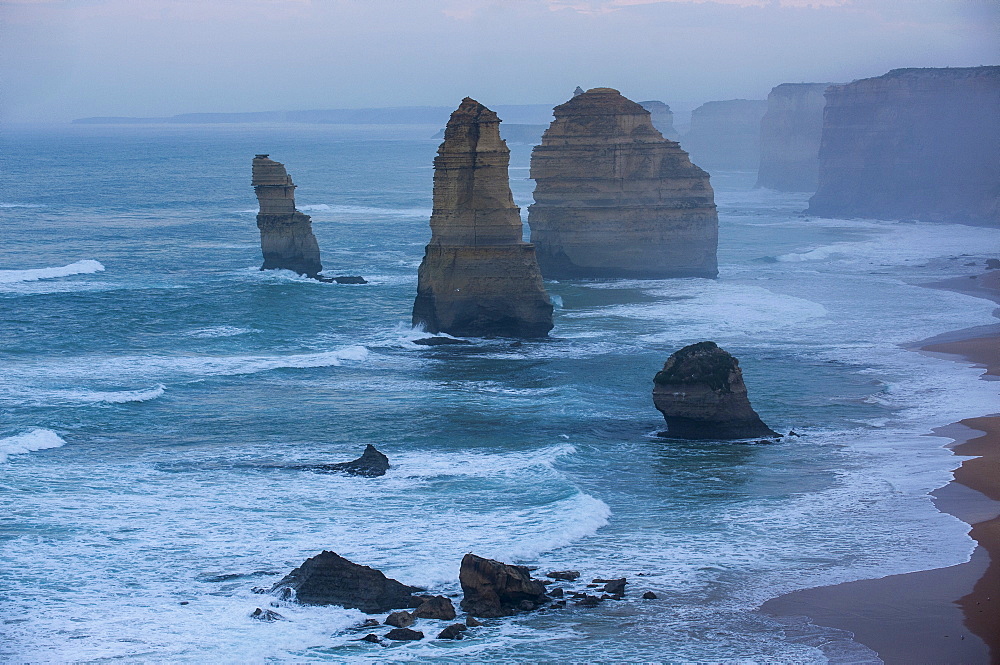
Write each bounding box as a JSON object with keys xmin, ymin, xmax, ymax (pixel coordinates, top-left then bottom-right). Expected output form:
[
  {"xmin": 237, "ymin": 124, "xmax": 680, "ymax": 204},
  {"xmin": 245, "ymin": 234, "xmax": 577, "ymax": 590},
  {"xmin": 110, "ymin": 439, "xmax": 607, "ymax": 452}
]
[{"xmin": 2, "ymin": 0, "xmax": 997, "ymax": 122}]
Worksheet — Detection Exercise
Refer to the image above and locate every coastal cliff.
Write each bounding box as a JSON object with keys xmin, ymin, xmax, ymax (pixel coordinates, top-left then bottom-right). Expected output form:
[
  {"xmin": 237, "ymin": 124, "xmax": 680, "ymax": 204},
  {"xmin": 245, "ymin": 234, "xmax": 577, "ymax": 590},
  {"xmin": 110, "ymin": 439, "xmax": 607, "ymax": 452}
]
[
  {"xmin": 682, "ymin": 99, "xmax": 767, "ymax": 171},
  {"xmin": 412, "ymin": 98, "xmax": 553, "ymax": 338},
  {"xmin": 638, "ymin": 100, "xmax": 679, "ymax": 140},
  {"xmin": 527, "ymin": 88, "xmax": 718, "ymax": 279},
  {"xmin": 808, "ymin": 67, "xmax": 1000, "ymax": 224},
  {"xmin": 756, "ymin": 83, "xmax": 833, "ymax": 192},
  {"xmin": 251, "ymin": 155, "xmax": 322, "ymax": 277}
]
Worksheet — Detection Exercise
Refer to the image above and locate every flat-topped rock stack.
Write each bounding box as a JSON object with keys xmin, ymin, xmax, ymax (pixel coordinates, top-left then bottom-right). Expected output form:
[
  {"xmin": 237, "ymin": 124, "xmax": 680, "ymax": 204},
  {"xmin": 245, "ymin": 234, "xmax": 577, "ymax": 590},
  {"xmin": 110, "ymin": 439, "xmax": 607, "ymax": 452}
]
[
  {"xmin": 251, "ymin": 155, "xmax": 323, "ymax": 278},
  {"xmin": 528, "ymin": 88, "xmax": 718, "ymax": 279},
  {"xmin": 756, "ymin": 83, "xmax": 834, "ymax": 192},
  {"xmin": 412, "ymin": 98, "xmax": 553, "ymax": 338}
]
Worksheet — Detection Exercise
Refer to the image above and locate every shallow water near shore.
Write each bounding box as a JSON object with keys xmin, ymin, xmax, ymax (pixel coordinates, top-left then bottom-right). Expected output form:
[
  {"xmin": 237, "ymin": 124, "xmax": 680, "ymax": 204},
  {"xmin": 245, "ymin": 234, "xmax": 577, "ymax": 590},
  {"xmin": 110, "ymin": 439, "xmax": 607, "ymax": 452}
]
[{"xmin": 1, "ymin": 124, "xmax": 998, "ymax": 662}]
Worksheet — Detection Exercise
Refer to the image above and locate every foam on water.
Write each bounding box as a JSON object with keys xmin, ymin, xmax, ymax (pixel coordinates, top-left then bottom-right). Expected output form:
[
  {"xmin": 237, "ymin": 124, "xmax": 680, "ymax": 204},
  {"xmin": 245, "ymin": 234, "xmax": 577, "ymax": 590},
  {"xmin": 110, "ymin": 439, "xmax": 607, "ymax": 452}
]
[
  {"xmin": 0, "ymin": 428, "xmax": 66, "ymax": 462},
  {"xmin": 184, "ymin": 326, "xmax": 259, "ymax": 338},
  {"xmin": 0, "ymin": 259, "xmax": 104, "ymax": 283}
]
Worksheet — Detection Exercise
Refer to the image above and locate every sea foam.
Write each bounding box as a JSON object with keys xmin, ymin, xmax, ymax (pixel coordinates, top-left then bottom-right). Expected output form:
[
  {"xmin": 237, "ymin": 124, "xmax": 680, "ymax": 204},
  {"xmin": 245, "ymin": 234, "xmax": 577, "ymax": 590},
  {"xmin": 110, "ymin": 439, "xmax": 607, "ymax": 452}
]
[
  {"xmin": 0, "ymin": 260, "xmax": 104, "ymax": 283},
  {"xmin": 0, "ymin": 429, "xmax": 66, "ymax": 462}
]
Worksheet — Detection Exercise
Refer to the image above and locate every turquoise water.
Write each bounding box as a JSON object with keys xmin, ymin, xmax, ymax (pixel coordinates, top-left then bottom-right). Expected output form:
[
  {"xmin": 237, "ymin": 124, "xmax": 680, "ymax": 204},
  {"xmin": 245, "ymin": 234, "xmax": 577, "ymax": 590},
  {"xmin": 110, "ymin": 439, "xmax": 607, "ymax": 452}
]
[{"xmin": 1, "ymin": 123, "xmax": 998, "ymax": 662}]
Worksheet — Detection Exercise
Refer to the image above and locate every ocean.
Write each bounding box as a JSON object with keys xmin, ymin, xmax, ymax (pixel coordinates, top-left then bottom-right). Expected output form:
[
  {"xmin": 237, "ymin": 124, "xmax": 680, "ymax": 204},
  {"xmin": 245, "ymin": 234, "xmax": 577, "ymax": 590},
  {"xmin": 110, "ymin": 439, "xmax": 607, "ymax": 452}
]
[{"xmin": 1, "ymin": 123, "xmax": 998, "ymax": 662}]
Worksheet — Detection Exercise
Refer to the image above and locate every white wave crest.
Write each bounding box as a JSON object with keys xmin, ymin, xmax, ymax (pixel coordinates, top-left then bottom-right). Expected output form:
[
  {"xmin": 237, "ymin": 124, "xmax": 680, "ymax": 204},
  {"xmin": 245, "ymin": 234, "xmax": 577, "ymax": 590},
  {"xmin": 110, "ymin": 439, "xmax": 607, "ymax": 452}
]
[
  {"xmin": 0, "ymin": 202, "xmax": 44, "ymax": 208},
  {"xmin": 184, "ymin": 327, "xmax": 258, "ymax": 339},
  {"xmin": 0, "ymin": 260, "xmax": 105, "ymax": 284},
  {"xmin": 71, "ymin": 384, "xmax": 166, "ymax": 404},
  {"xmin": 0, "ymin": 429, "xmax": 66, "ymax": 463}
]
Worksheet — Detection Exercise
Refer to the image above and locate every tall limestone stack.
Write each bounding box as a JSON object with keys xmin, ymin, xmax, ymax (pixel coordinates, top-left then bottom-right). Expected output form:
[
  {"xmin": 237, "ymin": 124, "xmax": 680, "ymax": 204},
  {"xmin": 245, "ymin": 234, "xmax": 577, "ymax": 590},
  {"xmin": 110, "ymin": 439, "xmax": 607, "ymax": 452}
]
[
  {"xmin": 639, "ymin": 100, "xmax": 679, "ymax": 140},
  {"xmin": 528, "ymin": 88, "xmax": 718, "ymax": 279},
  {"xmin": 808, "ymin": 67, "xmax": 1000, "ymax": 224},
  {"xmin": 412, "ymin": 98, "xmax": 553, "ymax": 338},
  {"xmin": 682, "ymin": 99, "xmax": 768, "ymax": 171},
  {"xmin": 251, "ymin": 155, "xmax": 322, "ymax": 277},
  {"xmin": 756, "ymin": 83, "xmax": 834, "ymax": 192}
]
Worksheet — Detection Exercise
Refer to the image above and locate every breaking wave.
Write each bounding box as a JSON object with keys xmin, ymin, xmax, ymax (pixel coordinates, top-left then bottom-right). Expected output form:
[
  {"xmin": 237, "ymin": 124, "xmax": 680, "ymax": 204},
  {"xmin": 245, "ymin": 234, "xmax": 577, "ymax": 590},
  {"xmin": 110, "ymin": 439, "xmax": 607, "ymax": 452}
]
[
  {"xmin": 0, "ymin": 429, "xmax": 66, "ymax": 463},
  {"xmin": 0, "ymin": 260, "xmax": 105, "ymax": 283}
]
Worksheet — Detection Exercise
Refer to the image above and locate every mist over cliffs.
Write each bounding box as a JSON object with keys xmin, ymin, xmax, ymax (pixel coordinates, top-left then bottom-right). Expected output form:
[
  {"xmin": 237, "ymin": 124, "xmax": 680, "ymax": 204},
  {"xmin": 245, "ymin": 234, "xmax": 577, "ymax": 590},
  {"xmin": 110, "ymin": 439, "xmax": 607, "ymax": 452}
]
[
  {"xmin": 756, "ymin": 83, "xmax": 833, "ymax": 192},
  {"xmin": 682, "ymin": 100, "xmax": 767, "ymax": 171},
  {"xmin": 808, "ymin": 67, "xmax": 1000, "ymax": 224}
]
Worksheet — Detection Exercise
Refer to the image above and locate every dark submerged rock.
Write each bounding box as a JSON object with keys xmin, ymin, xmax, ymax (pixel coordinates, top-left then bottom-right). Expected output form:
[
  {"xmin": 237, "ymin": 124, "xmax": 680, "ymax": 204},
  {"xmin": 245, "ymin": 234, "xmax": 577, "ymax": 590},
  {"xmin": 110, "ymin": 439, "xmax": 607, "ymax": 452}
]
[
  {"xmin": 464, "ymin": 616, "xmax": 483, "ymax": 627},
  {"xmin": 384, "ymin": 610, "xmax": 415, "ymax": 628},
  {"xmin": 642, "ymin": 591, "xmax": 658, "ymax": 600},
  {"xmin": 413, "ymin": 595, "xmax": 457, "ymax": 620},
  {"xmin": 653, "ymin": 341, "xmax": 778, "ymax": 439},
  {"xmin": 269, "ymin": 550, "xmax": 421, "ymax": 612},
  {"xmin": 250, "ymin": 607, "xmax": 286, "ymax": 622},
  {"xmin": 333, "ymin": 275, "xmax": 368, "ymax": 284},
  {"xmin": 459, "ymin": 553, "xmax": 549, "ymax": 617},
  {"xmin": 385, "ymin": 628, "xmax": 424, "ymax": 641},
  {"xmin": 437, "ymin": 623, "xmax": 468, "ymax": 640},
  {"xmin": 358, "ymin": 633, "xmax": 382, "ymax": 643},
  {"xmin": 601, "ymin": 578, "xmax": 626, "ymax": 595},
  {"xmin": 316, "ymin": 444, "xmax": 390, "ymax": 477},
  {"xmin": 986, "ymin": 258, "xmax": 1000, "ymax": 269},
  {"xmin": 412, "ymin": 336, "xmax": 472, "ymax": 346}
]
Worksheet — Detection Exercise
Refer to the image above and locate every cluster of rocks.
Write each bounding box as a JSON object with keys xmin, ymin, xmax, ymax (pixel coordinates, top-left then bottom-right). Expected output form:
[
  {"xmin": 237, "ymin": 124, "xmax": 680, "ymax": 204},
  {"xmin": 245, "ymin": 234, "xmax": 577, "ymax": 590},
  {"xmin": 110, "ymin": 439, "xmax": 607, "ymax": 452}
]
[{"xmin": 252, "ymin": 550, "xmax": 658, "ymax": 644}]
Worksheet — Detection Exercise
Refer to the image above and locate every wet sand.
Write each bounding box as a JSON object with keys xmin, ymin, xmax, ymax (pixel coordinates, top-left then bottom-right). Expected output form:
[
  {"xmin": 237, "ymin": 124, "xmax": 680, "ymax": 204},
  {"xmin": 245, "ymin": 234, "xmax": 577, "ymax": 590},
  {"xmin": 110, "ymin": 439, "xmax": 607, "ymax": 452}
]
[{"xmin": 761, "ymin": 270, "xmax": 1000, "ymax": 664}]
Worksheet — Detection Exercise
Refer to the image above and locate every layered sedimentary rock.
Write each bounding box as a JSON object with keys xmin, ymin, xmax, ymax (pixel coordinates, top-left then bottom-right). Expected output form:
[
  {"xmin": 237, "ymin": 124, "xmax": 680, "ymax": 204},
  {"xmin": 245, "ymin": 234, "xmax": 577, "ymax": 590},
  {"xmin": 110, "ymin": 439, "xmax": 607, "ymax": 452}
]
[
  {"xmin": 638, "ymin": 100, "xmax": 679, "ymax": 140},
  {"xmin": 528, "ymin": 88, "xmax": 718, "ymax": 278},
  {"xmin": 809, "ymin": 67, "xmax": 1000, "ymax": 224},
  {"xmin": 251, "ymin": 155, "xmax": 322, "ymax": 277},
  {"xmin": 682, "ymin": 99, "xmax": 768, "ymax": 171},
  {"xmin": 756, "ymin": 83, "xmax": 833, "ymax": 192},
  {"xmin": 653, "ymin": 341, "xmax": 777, "ymax": 439},
  {"xmin": 459, "ymin": 553, "xmax": 550, "ymax": 617},
  {"xmin": 412, "ymin": 98, "xmax": 553, "ymax": 338},
  {"xmin": 270, "ymin": 551, "xmax": 420, "ymax": 612}
]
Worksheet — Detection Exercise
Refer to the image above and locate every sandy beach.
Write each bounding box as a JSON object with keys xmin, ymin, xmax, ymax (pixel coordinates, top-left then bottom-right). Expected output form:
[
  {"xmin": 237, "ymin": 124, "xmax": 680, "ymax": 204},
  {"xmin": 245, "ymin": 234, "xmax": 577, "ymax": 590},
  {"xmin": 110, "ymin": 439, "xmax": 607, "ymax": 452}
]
[{"xmin": 761, "ymin": 269, "xmax": 1000, "ymax": 664}]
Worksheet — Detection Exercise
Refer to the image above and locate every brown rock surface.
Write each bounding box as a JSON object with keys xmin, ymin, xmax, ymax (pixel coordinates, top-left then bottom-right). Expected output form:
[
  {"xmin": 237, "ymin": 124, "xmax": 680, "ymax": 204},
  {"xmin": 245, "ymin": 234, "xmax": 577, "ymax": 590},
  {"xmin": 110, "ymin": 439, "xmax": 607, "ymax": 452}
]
[
  {"xmin": 756, "ymin": 83, "xmax": 834, "ymax": 192},
  {"xmin": 251, "ymin": 155, "xmax": 322, "ymax": 278},
  {"xmin": 682, "ymin": 99, "xmax": 768, "ymax": 171},
  {"xmin": 528, "ymin": 88, "xmax": 718, "ymax": 279},
  {"xmin": 412, "ymin": 98, "xmax": 553, "ymax": 338},
  {"xmin": 808, "ymin": 67, "xmax": 1000, "ymax": 224},
  {"xmin": 459, "ymin": 553, "xmax": 549, "ymax": 617},
  {"xmin": 653, "ymin": 341, "xmax": 778, "ymax": 439}
]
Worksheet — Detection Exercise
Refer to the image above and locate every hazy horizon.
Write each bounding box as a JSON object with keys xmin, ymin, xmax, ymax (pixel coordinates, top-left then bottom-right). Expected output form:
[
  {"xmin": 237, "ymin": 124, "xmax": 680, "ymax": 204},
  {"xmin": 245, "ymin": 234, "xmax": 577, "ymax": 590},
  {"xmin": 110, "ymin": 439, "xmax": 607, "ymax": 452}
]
[{"xmin": 2, "ymin": 0, "xmax": 998, "ymax": 123}]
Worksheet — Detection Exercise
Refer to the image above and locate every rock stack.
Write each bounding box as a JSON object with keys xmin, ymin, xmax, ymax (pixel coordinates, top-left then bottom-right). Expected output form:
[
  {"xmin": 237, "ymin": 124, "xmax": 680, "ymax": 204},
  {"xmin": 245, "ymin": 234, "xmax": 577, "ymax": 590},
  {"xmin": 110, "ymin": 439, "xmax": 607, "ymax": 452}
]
[
  {"xmin": 756, "ymin": 83, "xmax": 834, "ymax": 192},
  {"xmin": 638, "ymin": 100, "xmax": 679, "ymax": 140},
  {"xmin": 682, "ymin": 99, "xmax": 768, "ymax": 171},
  {"xmin": 412, "ymin": 98, "xmax": 553, "ymax": 338},
  {"xmin": 251, "ymin": 155, "xmax": 323, "ymax": 278},
  {"xmin": 808, "ymin": 67, "xmax": 1000, "ymax": 224},
  {"xmin": 653, "ymin": 341, "xmax": 778, "ymax": 439},
  {"xmin": 528, "ymin": 88, "xmax": 718, "ymax": 279}
]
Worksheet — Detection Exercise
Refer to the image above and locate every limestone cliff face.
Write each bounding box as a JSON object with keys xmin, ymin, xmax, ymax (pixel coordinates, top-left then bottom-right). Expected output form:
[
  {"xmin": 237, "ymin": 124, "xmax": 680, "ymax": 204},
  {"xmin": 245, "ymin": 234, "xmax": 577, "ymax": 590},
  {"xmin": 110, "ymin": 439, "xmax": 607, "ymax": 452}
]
[
  {"xmin": 638, "ymin": 100, "xmax": 679, "ymax": 140},
  {"xmin": 682, "ymin": 99, "xmax": 767, "ymax": 171},
  {"xmin": 809, "ymin": 67, "xmax": 1000, "ymax": 224},
  {"xmin": 527, "ymin": 88, "xmax": 718, "ymax": 279},
  {"xmin": 756, "ymin": 83, "xmax": 833, "ymax": 192},
  {"xmin": 413, "ymin": 98, "xmax": 553, "ymax": 338},
  {"xmin": 251, "ymin": 155, "xmax": 322, "ymax": 277},
  {"xmin": 653, "ymin": 341, "xmax": 777, "ymax": 440}
]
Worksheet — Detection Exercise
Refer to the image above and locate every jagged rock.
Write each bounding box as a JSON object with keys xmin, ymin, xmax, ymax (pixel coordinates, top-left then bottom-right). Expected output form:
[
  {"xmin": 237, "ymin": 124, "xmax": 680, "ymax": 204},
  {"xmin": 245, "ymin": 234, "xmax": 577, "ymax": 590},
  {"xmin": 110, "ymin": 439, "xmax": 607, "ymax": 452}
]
[
  {"xmin": 360, "ymin": 618, "xmax": 381, "ymax": 628},
  {"xmin": 250, "ymin": 607, "xmax": 286, "ymax": 622},
  {"xmin": 384, "ymin": 610, "xmax": 415, "ymax": 628},
  {"xmin": 549, "ymin": 587, "xmax": 564, "ymax": 598},
  {"xmin": 437, "ymin": 623, "xmax": 468, "ymax": 640},
  {"xmin": 412, "ymin": 98, "xmax": 554, "ymax": 338},
  {"xmin": 385, "ymin": 628, "xmax": 424, "ymax": 641},
  {"xmin": 546, "ymin": 570, "xmax": 580, "ymax": 581},
  {"xmin": 756, "ymin": 83, "xmax": 835, "ymax": 192},
  {"xmin": 642, "ymin": 591, "xmax": 658, "ymax": 599},
  {"xmin": 459, "ymin": 553, "xmax": 549, "ymax": 617},
  {"xmin": 682, "ymin": 99, "xmax": 768, "ymax": 171},
  {"xmin": 653, "ymin": 341, "xmax": 778, "ymax": 439},
  {"xmin": 528, "ymin": 88, "xmax": 718, "ymax": 279},
  {"xmin": 464, "ymin": 616, "xmax": 483, "ymax": 627},
  {"xmin": 358, "ymin": 633, "xmax": 382, "ymax": 643},
  {"xmin": 638, "ymin": 100, "xmax": 679, "ymax": 140},
  {"xmin": 251, "ymin": 155, "xmax": 323, "ymax": 278},
  {"xmin": 315, "ymin": 444, "xmax": 390, "ymax": 477},
  {"xmin": 808, "ymin": 67, "xmax": 1000, "ymax": 224},
  {"xmin": 601, "ymin": 578, "xmax": 626, "ymax": 595},
  {"xmin": 413, "ymin": 595, "xmax": 456, "ymax": 620},
  {"xmin": 574, "ymin": 594, "xmax": 603, "ymax": 607},
  {"xmin": 332, "ymin": 275, "xmax": 367, "ymax": 284},
  {"xmin": 269, "ymin": 551, "xmax": 420, "ymax": 612}
]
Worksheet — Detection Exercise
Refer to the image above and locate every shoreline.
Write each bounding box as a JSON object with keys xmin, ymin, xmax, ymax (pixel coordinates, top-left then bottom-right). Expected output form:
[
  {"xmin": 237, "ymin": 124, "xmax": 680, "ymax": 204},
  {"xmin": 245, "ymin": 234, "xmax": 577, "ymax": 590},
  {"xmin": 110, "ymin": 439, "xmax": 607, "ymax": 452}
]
[{"xmin": 760, "ymin": 269, "xmax": 1000, "ymax": 664}]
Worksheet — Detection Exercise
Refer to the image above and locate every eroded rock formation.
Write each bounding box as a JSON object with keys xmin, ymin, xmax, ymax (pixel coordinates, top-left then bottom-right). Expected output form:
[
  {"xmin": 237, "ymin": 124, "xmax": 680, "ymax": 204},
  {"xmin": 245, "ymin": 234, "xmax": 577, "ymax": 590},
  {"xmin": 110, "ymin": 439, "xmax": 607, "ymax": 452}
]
[
  {"xmin": 412, "ymin": 98, "xmax": 553, "ymax": 338},
  {"xmin": 270, "ymin": 550, "xmax": 421, "ymax": 612},
  {"xmin": 528, "ymin": 88, "xmax": 718, "ymax": 279},
  {"xmin": 316, "ymin": 444, "xmax": 390, "ymax": 477},
  {"xmin": 653, "ymin": 341, "xmax": 777, "ymax": 439},
  {"xmin": 682, "ymin": 99, "xmax": 768, "ymax": 171},
  {"xmin": 756, "ymin": 83, "xmax": 834, "ymax": 192},
  {"xmin": 251, "ymin": 155, "xmax": 322, "ymax": 278},
  {"xmin": 459, "ymin": 553, "xmax": 549, "ymax": 617},
  {"xmin": 808, "ymin": 67, "xmax": 1000, "ymax": 224},
  {"xmin": 639, "ymin": 100, "xmax": 679, "ymax": 140}
]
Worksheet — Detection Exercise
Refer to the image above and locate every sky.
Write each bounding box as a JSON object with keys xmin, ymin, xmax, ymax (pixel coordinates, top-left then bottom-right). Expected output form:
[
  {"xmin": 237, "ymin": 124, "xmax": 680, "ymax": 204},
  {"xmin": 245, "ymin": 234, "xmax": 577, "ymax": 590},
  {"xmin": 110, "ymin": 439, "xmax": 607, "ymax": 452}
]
[{"xmin": 1, "ymin": 0, "xmax": 997, "ymax": 122}]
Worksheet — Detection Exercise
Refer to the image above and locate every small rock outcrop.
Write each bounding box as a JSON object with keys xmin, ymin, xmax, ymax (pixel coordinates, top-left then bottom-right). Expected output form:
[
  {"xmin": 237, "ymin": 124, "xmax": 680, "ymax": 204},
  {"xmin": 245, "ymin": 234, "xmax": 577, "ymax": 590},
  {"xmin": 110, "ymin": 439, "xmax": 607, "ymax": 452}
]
[
  {"xmin": 316, "ymin": 444, "xmax": 390, "ymax": 477},
  {"xmin": 437, "ymin": 623, "xmax": 468, "ymax": 640},
  {"xmin": 270, "ymin": 551, "xmax": 421, "ymax": 612},
  {"xmin": 653, "ymin": 341, "xmax": 778, "ymax": 439},
  {"xmin": 528, "ymin": 88, "xmax": 719, "ymax": 279},
  {"xmin": 459, "ymin": 553, "xmax": 550, "ymax": 617},
  {"xmin": 384, "ymin": 611, "xmax": 415, "ymax": 628},
  {"xmin": 638, "ymin": 100, "xmax": 679, "ymax": 140},
  {"xmin": 413, "ymin": 595, "xmax": 456, "ymax": 620},
  {"xmin": 385, "ymin": 628, "xmax": 424, "ymax": 641},
  {"xmin": 682, "ymin": 99, "xmax": 768, "ymax": 171},
  {"xmin": 251, "ymin": 155, "xmax": 323, "ymax": 278},
  {"xmin": 808, "ymin": 67, "xmax": 1000, "ymax": 224},
  {"xmin": 412, "ymin": 98, "xmax": 554, "ymax": 338},
  {"xmin": 756, "ymin": 83, "xmax": 834, "ymax": 192},
  {"xmin": 250, "ymin": 607, "xmax": 286, "ymax": 622}
]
